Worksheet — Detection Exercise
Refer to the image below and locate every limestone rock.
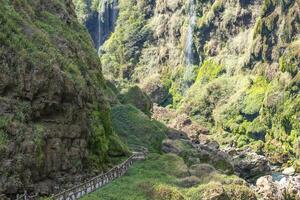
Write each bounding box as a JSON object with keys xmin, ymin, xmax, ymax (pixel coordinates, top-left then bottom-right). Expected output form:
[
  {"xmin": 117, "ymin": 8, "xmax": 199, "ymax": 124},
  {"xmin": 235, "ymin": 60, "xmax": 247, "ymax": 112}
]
[
  {"xmin": 177, "ymin": 176, "xmax": 201, "ymax": 188},
  {"xmin": 256, "ymin": 175, "xmax": 284, "ymax": 200},
  {"xmin": 202, "ymin": 183, "xmax": 229, "ymax": 200},
  {"xmin": 255, "ymin": 175, "xmax": 300, "ymax": 200},
  {"xmin": 233, "ymin": 151, "xmax": 271, "ymax": 182},
  {"xmin": 189, "ymin": 164, "xmax": 216, "ymax": 179},
  {"xmin": 282, "ymin": 167, "xmax": 295, "ymax": 176}
]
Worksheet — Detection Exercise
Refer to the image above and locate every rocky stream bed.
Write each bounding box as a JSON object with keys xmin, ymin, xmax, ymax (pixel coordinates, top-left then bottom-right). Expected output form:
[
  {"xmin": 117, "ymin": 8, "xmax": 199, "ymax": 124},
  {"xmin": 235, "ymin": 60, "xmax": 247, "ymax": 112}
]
[{"xmin": 154, "ymin": 105, "xmax": 300, "ymax": 200}]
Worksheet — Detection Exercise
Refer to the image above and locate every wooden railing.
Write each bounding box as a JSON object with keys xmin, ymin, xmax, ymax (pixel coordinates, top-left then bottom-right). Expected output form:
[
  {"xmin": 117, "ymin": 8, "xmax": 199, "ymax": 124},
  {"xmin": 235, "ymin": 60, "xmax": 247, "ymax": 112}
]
[{"xmin": 12, "ymin": 151, "xmax": 147, "ymax": 200}]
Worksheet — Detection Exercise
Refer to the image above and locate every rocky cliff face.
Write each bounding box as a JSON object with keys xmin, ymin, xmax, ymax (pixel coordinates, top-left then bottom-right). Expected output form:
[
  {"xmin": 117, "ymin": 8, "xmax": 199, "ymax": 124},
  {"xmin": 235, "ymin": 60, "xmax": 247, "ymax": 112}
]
[
  {"xmin": 91, "ymin": 0, "xmax": 300, "ymax": 165},
  {"xmin": 0, "ymin": 0, "xmax": 125, "ymax": 196}
]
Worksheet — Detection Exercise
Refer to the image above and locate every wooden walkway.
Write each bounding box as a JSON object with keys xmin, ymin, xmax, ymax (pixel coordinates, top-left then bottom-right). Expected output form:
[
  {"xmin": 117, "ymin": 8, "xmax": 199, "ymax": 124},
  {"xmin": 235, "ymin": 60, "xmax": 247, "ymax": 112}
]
[{"xmin": 13, "ymin": 150, "xmax": 147, "ymax": 200}]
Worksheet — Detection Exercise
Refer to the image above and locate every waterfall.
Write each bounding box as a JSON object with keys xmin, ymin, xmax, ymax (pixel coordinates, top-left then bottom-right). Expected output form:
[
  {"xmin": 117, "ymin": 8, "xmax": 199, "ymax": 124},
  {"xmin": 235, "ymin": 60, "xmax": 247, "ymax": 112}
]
[
  {"xmin": 185, "ymin": 0, "xmax": 196, "ymax": 66},
  {"xmin": 183, "ymin": 0, "xmax": 196, "ymax": 89},
  {"xmin": 94, "ymin": 0, "xmax": 118, "ymax": 54}
]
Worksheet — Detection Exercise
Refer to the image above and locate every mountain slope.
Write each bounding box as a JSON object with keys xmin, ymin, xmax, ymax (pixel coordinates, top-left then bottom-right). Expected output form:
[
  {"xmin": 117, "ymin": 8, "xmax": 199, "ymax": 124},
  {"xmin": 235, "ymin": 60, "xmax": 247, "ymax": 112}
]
[{"xmin": 84, "ymin": 0, "xmax": 300, "ymax": 165}]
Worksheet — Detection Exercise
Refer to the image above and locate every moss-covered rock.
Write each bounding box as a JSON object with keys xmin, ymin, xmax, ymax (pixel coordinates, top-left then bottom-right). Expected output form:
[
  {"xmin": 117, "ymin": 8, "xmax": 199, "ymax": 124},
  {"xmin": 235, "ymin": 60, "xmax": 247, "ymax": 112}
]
[
  {"xmin": 118, "ymin": 85, "xmax": 153, "ymax": 116},
  {"xmin": 0, "ymin": 0, "xmax": 127, "ymax": 195}
]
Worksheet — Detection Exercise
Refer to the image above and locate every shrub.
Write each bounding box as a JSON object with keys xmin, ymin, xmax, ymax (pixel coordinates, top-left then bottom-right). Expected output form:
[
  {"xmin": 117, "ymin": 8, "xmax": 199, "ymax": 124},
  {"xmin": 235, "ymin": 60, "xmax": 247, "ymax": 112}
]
[
  {"xmin": 118, "ymin": 85, "xmax": 153, "ymax": 116},
  {"xmin": 196, "ymin": 60, "xmax": 224, "ymax": 83}
]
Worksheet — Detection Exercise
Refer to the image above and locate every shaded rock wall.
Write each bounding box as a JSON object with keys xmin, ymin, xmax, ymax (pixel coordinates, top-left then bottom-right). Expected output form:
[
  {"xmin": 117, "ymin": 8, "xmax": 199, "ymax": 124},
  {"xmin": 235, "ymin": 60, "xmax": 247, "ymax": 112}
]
[{"xmin": 0, "ymin": 0, "xmax": 124, "ymax": 196}]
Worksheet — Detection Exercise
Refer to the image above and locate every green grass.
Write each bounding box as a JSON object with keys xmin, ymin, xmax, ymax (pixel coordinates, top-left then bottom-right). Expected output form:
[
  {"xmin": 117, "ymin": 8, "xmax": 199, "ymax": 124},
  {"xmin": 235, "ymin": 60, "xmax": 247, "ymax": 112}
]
[
  {"xmin": 81, "ymin": 153, "xmax": 186, "ymax": 200},
  {"xmin": 81, "ymin": 153, "xmax": 252, "ymax": 200},
  {"xmin": 111, "ymin": 104, "xmax": 167, "ymax": 152}
]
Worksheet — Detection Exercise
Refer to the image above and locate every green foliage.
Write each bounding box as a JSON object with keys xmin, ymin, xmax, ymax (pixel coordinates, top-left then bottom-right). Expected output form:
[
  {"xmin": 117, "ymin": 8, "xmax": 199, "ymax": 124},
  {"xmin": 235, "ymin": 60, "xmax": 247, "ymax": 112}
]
[
  {"xmin": 196, "ymin": 0, "xmax": 225, "ymax": 30},
  {"xmin": 196, "ymin": 59, "xmax": 224, "ymax": 84},
  {"xmin": 279, "ymin": 41, "xmax": 300, "ymax": 76},
  {"xmin": 111, "ymin": 104, "xmax": 166, "ymax": 152},
  {"xmin": 147, "ymin": 184, "xmax": 185, "ymax": 200},
  {"xmin": 118, "ymin": 85, "xmax": 152, "ymax": 116},
  {"xmin": 101, "ymin": 0, "xmax": 151, "ymax": 79},
  {"xmin": 108, "ymin": 133, "xmax": 130, "ymax": 157},
  {"xmin": 87, "ymin": 103, "xmax": 110, "ymax": 169},
  {"xmin": 82, "ymin": 153, "xmax": 248, "ymax": 200},
  {"xmin": 81, "ymin": 153, "xmax": 185, "ymax": 200},
  {"xmin": 169, "ymin": 82, "xmax": 184, "ymax": 108},
  {"xmin": 182, "ymin": 77, "xmax": 233, "ymax": 126},
  {"xmin": 242, "ymin": 77, "xmax": 268, "ymax": 116},
  {"xmin": 0, "ymin": 116, "xmax": 11, "ymax": 157},
  {"xmin": 253, "ymin": 18, "xmax": 263, "ymax": 39},
  {"xmin": 33, "ymin": 124, "xmax": 45, "ymax": 168},
  {"xmin": 262, "ymin": 0, "xmax": 277, "ymax": 17},
  {"xmin": 15, "ymin": 101, "xmax": 31, "ymax": 122}
]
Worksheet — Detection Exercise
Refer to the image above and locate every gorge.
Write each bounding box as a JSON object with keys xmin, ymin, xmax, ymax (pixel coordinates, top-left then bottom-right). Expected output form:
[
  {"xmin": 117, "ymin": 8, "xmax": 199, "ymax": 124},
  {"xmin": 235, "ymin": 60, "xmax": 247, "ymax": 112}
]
[{"xmin": 0, "ymin": 0, "xmax": 299, "ymax": 199}]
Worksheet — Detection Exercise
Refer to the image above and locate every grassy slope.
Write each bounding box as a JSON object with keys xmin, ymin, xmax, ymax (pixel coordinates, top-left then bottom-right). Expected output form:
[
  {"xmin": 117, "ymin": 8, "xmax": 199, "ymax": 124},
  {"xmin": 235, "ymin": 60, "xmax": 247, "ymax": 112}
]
[
  {"xmin": 82, "ymin": 154, "xmax": 185, "ymax": 200},
  {"xmin": 82, "ymin": 103, "xmax": 254, "ymax": 200},
  {"xmin": 111, "ymin": 104, "xmax": 166, "ymax": 152},
  {"xmin": 81, "ymin": 153, "xmax": 254, "ymax": 200}
]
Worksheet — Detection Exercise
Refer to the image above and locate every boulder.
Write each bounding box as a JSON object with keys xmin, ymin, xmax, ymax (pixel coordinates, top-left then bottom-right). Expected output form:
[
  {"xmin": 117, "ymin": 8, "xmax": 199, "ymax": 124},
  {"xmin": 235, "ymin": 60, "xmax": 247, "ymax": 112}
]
[
  {"xmin": 161, "ymin": 139, "xmax": 181, "ymax": 154},
  {"xmin": 118, "ymin": 86, "xmax": 153, "ymax": 116},
  {"xmin": 189, "ymin": 164, "xmax": 216, "ymax": 179},
  {"xmin": 140, "ymin": 75, "xmax": 169, "ymax": 105},
  {"xmin": 166, "ymin": 128, "xmax": 189, "ymax": 140},
  {"xmin": 193, "ymin": 144, "xmax": 234, "ymax": 174},
  {"xmin": 177, "ymin": 176, "xmax": 201, "ymax": 188},
  {"xmin": 202, "ymin": 183, "xmax": 230, "ymax": 200},
  {"xmin": 233, "ymin": 151, "xmax": 271, "ymax": 182},
  {"xmin": 282, "ymin": 167, "xmax": 295, "ymax": 176},
  {"xmin": 255, "ymin": 175, "xmax": 284, "ymax": 200}
]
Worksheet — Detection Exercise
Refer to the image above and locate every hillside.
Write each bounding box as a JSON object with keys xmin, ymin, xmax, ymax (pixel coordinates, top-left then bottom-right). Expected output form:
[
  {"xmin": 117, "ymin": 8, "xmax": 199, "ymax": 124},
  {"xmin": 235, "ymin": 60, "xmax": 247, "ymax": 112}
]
[{"xmin": 85, "ymin": 0, "xmax": 300, "ymax": 165}]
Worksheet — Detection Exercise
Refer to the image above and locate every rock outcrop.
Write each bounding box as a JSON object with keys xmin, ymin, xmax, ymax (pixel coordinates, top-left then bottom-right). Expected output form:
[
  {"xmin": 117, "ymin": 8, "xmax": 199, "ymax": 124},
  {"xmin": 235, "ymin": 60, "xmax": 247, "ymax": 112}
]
[
  {"xmin": 255, "ymin": 174, "xmax": 300, "ymax": 200},
  {"xmin": 231, "ymin": 149, "xmax": 271, "ymax": 182}
]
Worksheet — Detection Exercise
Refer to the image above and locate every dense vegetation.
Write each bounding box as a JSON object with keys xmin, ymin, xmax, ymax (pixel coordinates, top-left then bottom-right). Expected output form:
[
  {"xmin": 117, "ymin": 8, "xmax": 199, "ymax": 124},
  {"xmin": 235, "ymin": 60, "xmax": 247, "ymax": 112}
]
[
  {"xmin": 0, "ymin": 0, "xmax": 299, "ymax": 198},
  {"xmin": 87, "ymin": 0, "xmax": 300, "ymax": 166},
  {"xmin": 0, "ymin": 0, "xmax": 127, "ymax": 195}
]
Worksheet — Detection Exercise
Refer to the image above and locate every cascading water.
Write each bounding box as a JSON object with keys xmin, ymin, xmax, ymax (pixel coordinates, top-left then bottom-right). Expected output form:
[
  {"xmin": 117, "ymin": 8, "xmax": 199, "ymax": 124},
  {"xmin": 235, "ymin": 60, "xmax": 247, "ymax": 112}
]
[
  {"xmin": 185, "ymin": 0, "xmax": 196, "ymax": 66},
  {"xmin": 97, "ymin": 0, "xmax": 118, "ymax": 54},
  {"xmin": 85, "ymin": 0, "xmax": 118, "ymax": 54},
  {"xmin": 183, "ymin": 0, "xmax": 197, "ymax": 89}
]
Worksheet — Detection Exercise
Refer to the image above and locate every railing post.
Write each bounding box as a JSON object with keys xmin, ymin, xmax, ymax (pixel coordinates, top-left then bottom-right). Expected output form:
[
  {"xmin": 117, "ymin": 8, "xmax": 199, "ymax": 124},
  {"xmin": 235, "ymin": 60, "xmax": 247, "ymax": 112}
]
[{"xmin": 24, "ymin": 190, "xmax": 28, "ymax": 200}]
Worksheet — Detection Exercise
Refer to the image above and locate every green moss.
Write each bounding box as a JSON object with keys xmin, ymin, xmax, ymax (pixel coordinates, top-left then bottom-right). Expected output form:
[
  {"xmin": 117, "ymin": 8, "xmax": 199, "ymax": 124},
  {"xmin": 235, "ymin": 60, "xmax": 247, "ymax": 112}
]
[
  {"xmin": 224, "ymin": 184, "xmax": 257, "ymax": 200},
  {"xmin": 242, "ymin": 77, "xmax": 269, "ymax": 116},
  {"xmin": 87, "ymin": 103, "xmax": 110, "ymax": 169},
  {"xmin": 196, "ymin": 59, "xmax": 224, "ymax": 84},
  {"xmin": 118, "ymin": 85, "xmax": 152, "ymax": 116},
  {"xmin": 33, "ymin": 124, "xmax": 45, "ymax": 168},
  {"xmin": 279, "ymin": 44, "xmax": 300, "ymax": 77},
  {"xmin": 186, "ymin": 182, "xmax": 230, "ymax": 200},
  {"xmin": 253, "ymin": 18, "xmax": 263, "ymax": 39},
  {"xmin": 149, "ymin": 184, "xmax": 185, "ymax": 200},
  {"xmin": 108, "ymin": 133, "xmax": 130, "ymax": 157},
  {"xmin": 169, "ymin": 83, "xmax": 184, "ymax": 108}
]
